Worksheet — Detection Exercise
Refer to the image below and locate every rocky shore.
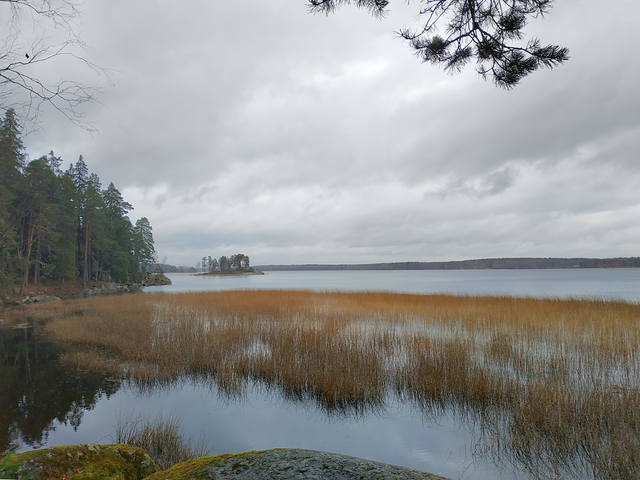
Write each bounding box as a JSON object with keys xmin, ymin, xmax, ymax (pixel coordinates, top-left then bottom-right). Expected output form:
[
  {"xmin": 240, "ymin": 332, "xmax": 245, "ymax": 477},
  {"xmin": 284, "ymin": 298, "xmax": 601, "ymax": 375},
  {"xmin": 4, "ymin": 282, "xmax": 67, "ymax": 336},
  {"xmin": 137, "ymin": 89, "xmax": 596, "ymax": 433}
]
[
  {"xmin": 1, "ymin": 446, "xmax": 449, "ymax": 480},
  {"xmin": 2, "ymin": 273, "xmax": 171, "ymax": 306}
]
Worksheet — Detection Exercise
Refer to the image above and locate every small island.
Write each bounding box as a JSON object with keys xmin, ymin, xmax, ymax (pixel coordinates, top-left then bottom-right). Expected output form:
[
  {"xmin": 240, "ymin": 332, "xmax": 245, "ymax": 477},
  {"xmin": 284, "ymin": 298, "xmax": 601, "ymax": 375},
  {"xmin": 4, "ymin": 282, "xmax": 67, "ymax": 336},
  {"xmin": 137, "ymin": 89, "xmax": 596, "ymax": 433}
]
[{"xmin": 194, "ymin": 253, "xmax": 264, "ymax": 276}]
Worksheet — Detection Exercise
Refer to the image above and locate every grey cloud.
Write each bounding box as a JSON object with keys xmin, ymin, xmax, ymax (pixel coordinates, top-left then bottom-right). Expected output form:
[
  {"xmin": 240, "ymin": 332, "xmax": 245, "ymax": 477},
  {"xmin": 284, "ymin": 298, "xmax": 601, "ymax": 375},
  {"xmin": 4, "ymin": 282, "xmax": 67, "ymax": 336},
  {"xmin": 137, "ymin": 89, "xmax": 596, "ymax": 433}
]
[
  {"xmin": 16, "ymin": 0, "xmax": 640, "ymax": 265},
  {"xmin": 439, "ymin": 166, "xmax": 518, "ymax": 199}
]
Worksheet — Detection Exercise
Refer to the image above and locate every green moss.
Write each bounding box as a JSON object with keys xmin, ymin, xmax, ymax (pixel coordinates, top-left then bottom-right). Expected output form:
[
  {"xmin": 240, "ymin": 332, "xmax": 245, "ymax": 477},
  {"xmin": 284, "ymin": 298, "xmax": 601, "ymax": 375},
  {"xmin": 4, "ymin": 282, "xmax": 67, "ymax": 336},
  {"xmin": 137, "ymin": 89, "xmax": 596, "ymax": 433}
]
[
  {"xmin": 142, "ymin": 450, "xmax": 268, "ymax": 480},
  {"xmin": 0, "ymin": 444, "xmax": 160, "ymax": 480}
]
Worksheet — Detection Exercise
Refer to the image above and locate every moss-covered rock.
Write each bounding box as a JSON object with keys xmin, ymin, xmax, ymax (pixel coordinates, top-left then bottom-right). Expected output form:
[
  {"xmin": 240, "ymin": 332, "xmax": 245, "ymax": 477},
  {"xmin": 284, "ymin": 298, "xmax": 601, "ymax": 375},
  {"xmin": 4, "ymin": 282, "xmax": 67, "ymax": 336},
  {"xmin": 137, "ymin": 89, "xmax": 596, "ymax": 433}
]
[
  {"xmin": 142, "ymin": 451, "xmax": 264, "ymax": 480},
  {"xmin": 0, "ymin": 444, "xmax": 160, "ymax": 480},
  {"xmin": 143, "ymin": 448, "xmax": 449, "ymax": 480}
]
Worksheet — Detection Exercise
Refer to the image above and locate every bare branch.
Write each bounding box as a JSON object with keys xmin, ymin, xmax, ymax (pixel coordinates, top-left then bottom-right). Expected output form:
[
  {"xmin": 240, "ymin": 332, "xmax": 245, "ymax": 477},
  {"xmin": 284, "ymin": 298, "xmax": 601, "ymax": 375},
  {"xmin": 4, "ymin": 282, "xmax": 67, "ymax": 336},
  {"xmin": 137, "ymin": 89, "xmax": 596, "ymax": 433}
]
[{"xmin": 0, "ymin": 0, "xmax": 99, "ymax": 129}]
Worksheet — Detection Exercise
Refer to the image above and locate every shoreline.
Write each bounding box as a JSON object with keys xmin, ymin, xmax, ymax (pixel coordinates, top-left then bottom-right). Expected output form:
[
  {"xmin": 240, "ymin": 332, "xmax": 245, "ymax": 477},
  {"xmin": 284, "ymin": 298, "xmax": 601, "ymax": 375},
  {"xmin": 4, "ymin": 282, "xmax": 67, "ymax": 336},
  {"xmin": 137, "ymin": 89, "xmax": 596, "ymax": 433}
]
[{"xmin": 1, "ymin": 273, "xmax": 171, "ymax": 306}]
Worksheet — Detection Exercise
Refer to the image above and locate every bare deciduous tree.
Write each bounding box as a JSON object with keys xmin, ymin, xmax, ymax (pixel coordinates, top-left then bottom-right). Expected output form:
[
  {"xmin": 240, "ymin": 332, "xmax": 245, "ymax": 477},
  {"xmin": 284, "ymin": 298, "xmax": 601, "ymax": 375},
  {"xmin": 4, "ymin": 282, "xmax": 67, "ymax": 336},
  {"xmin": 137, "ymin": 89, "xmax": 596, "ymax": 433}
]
[
  {"xmin": 0, "ymin": 0, "xmax": 99, "ymax": 128},
  {"xmin": 309, "ymin": 0, "xmax": 569, "ymax": 88}
]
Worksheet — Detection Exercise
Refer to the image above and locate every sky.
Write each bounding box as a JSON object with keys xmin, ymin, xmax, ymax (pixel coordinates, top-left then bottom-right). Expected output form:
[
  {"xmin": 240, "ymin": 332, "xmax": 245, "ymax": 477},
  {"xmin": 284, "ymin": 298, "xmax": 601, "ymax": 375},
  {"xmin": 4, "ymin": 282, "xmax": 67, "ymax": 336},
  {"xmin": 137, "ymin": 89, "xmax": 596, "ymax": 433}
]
[{"xmin": 8, "ymin": 0, "xmax": 640, "ymax": 266}]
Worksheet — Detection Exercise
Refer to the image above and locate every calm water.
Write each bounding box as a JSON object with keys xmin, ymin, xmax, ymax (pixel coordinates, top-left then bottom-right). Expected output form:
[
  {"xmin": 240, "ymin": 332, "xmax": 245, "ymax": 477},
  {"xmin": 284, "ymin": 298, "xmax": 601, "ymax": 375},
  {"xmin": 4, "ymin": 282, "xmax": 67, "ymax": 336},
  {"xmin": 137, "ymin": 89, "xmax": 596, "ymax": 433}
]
[
  {"xmin": 3, "ymin": 344, "xmax": 519, "ymax": 480},
  {"xmin": 146, "ymin": 268, "xmax": 640, "ymax": 302},
  {"xmin": 8, "ymin": 375, "xmax": 516, "ymax": 479},
  {"xmin": 4, "ymin": 269, "xmax": 639, "ymax": 479}
]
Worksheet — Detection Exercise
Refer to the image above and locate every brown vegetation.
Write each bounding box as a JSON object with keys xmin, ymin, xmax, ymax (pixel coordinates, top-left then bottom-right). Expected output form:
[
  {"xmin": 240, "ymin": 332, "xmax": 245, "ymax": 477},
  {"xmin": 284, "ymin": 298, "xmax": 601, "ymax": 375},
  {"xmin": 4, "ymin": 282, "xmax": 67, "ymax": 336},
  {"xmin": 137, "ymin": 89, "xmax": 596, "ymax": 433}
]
[
  {"xmin": 114, "ymin": 414, "xmax": 208, "ymax": 469},
  {"xmin": 16, "ymin": 290, "xmax": 640, "ymax": 479}
]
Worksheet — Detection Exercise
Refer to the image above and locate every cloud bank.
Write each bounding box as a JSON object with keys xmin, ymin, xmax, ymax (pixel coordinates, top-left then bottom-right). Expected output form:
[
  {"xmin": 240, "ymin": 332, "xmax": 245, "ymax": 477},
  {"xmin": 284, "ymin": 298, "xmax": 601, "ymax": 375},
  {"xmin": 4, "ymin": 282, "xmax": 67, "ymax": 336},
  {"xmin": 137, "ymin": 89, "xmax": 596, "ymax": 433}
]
[{"xmin": 20, "ymin": 0, "xmax": 640, "ymax": 265}]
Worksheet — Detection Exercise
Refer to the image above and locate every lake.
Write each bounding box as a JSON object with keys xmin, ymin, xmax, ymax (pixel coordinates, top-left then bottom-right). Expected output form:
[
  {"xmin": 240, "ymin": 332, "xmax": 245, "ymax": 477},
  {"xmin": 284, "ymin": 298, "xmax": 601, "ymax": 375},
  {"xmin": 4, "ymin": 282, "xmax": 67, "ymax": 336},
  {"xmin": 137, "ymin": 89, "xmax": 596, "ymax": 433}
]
[
  {"xmin": 146, "ymin": 268, "xmax": 640, "ymax": 302},
  {"xmin": 3, "ymin": 268, "xmax": 639, "ymax": 480}
]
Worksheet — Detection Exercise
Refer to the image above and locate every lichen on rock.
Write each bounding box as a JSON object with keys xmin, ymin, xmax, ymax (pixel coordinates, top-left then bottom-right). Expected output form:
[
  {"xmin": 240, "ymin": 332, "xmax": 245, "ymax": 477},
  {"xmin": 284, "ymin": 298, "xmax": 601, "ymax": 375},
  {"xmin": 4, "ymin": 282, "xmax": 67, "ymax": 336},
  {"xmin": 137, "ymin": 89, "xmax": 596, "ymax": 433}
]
[
  {"xmin": 0, "ymin": 444, "xmax": 160, "ymax": 480},
  {"xmin": 2, "ymin": 446, "xmax": 450, "ymax": 480},
  {"xmin": 143, "ymin": 448, "xmax": 449, "ymax": 480}
]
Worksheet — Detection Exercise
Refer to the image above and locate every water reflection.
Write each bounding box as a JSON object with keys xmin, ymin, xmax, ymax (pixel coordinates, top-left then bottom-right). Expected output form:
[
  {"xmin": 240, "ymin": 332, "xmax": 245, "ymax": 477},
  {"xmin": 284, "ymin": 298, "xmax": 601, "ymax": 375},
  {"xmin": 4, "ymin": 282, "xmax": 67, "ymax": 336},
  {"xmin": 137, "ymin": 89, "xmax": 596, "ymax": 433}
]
[
  {"xmin": 2, "ymin": 300, "xmax": 636, "ymax": 479},
  {"xmin": 130, "ymin": 372, "xmax": 386, "ymax": 419},
  {"xmin": 56, "ymin": 376, "xmax": 511, "ymax": 480},
  {"xmin": 0, "ymin": 328, "xmax": 512, "ymax": 479},
  {"xmin": 0, "ymin": 324, "xmax": 120, "ymax": 452}
]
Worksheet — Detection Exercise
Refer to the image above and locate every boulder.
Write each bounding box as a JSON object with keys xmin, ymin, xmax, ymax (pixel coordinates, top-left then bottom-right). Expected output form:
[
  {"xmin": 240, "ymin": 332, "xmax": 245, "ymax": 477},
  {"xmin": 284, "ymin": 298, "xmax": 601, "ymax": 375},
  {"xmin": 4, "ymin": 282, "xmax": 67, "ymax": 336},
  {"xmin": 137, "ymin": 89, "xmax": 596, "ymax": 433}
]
[
  {"xmin": 143, "ymin": 449, "xmax": 449, "ymax": 480},
  {"xmin": 79, "ymin": 284, "xmax": 136, "ymax": 298},
  {"xmin": 0, "ymin": 444, "xmax": 160, "ymax": 480},
  {"xmin": 142, "ymin": 273, "xmax": 172, "ymax": 286},
  {"xmin": 30, "ymin": 295, "xmax": 62, "ymax": 304}
]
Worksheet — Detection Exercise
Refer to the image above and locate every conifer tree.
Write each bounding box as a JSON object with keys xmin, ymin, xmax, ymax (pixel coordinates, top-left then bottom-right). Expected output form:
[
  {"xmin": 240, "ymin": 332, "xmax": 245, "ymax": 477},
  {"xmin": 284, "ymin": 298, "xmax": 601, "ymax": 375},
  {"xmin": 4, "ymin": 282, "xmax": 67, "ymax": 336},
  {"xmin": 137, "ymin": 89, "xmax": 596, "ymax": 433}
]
[
  {"xmin": 0, "ymin": 120, "xmax": 155, "ymax": 294},
  {"xmin": 0, "ymin": 109, "xmax": 24, "ymax": 193},
  {"xmin": 102, "ymin": 183, "xmax": 134, "ymax": 282},
  {"xmin": 132, "ymin": 217, "xmax": 155, "ymax": 281},
  {"xmin": 219, "ymin": 256, "xmax": 230, "ymax": 273},
  {"xmin": 0, "ymin": 109, "xmax": 25, "ymax": 289},
  {"xmin": 21, "ymin": 158, "xmax": 57, "ymax": 286},
  {"xmin": 51, "ymin": 171, "xmax": 79, "ymax": 282}
]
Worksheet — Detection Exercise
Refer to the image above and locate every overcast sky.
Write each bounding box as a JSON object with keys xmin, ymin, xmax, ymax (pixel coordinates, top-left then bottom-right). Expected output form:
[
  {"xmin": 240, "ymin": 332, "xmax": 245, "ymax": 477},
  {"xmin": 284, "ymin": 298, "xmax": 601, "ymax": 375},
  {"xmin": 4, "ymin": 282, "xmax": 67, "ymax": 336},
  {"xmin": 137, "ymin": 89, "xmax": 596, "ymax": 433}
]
[{"xmin": 15, "ymin": 0, "xmax": 640, "ymax": 266}]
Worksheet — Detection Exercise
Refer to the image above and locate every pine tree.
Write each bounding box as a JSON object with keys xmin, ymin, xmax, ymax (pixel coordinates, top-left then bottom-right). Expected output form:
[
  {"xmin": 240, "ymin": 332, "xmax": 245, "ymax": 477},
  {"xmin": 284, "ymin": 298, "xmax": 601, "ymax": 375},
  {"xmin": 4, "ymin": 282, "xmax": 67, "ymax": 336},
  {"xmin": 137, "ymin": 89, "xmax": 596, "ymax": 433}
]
[
  {"xmin": 311, "ymin": 0, "xmax": 569, "ymax": 87},
  {"xmin": 132, "ymin": 217, "xmax": 155, "ymax": 281},
  {"xmin": 20, "ymin": 158, "xmax": 58, "ymax": 286},
  {"xmin": 0, "ymin": 130, "xmax": 155, "ymax": 293},
  {"xmin": 0, "ymin": 109, "xmax": 25, "ymax": 194},
  {"xmin": 0, "ymin": 109, "xmax": 25, "ymax": 289},
  {"xmin": 83, "ymin": 173, "xmax": 106, "ymax": 284},
  {"xmin": 209, "ymin": 257, "xmax": 219, "ymax": 273},
  {"xmin": 102, "ymin": 183, "xmax": 134, "ymax": 282},
  {"xmin": 51, "ymin": 171, "xmax": 79, "ymax": 282},
  {"xmin": 219, "ymin": 255, "xmax": 230, "ymax": 273}
]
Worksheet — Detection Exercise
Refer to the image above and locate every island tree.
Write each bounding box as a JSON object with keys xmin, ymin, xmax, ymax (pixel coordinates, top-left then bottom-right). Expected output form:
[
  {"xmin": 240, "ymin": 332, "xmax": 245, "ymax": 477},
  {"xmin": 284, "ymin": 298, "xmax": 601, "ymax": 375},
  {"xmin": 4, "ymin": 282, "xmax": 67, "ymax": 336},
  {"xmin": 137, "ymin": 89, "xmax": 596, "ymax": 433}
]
[{"xmin": 200, "ymin": 254, "xmax": 252, "ymax": 274}]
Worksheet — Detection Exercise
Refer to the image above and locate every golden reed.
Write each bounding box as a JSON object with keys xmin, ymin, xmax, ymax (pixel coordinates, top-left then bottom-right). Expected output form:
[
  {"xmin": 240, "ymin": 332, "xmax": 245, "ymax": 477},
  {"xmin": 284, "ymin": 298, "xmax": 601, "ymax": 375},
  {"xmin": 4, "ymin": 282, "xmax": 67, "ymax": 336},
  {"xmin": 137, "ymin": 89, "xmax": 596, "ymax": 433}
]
[{"xmin": 15, "ymin": 290, "xmax": 640, "ymax": 479}]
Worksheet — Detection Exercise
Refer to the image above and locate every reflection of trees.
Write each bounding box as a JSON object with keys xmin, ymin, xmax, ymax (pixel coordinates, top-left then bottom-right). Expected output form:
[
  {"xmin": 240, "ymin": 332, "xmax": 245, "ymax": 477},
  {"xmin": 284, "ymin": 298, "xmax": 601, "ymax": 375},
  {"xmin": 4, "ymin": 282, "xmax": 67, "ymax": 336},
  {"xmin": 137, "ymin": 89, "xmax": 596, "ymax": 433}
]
[{"xmin": 0, "ymin": 324, "xmax": 121, "ymax": 452}]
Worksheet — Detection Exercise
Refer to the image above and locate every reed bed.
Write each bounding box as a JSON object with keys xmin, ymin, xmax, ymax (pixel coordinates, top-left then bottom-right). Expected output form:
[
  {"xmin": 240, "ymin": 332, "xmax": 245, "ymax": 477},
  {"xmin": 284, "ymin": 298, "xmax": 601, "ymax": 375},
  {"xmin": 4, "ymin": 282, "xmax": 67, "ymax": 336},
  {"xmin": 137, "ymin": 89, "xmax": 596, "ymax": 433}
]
[{"xmin": 21, "ymin": 290, "xmax": 640, "ymax": 479}]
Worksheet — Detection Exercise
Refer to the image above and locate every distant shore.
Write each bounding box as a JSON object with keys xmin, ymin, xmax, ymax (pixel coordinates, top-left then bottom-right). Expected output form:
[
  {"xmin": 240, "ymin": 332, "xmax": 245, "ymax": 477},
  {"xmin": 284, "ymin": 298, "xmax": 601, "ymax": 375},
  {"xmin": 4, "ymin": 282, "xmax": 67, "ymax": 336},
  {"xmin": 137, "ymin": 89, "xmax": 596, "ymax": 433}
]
[{"xmin": 256, "ymin": 257, "xmax": 640, "ymax": 272}]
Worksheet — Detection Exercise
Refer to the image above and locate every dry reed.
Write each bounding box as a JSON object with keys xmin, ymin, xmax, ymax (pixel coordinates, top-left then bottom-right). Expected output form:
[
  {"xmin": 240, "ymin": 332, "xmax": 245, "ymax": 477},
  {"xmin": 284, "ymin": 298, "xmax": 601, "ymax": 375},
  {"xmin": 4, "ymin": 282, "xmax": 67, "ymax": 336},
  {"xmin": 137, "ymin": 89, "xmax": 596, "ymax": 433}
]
[
  {"xmin": 20, "ymin": 290, "xmax": 640, "ymax": 479},
  {"xmin": 114, "ymin": 414, "xmax": 208, "ymax": 469}
]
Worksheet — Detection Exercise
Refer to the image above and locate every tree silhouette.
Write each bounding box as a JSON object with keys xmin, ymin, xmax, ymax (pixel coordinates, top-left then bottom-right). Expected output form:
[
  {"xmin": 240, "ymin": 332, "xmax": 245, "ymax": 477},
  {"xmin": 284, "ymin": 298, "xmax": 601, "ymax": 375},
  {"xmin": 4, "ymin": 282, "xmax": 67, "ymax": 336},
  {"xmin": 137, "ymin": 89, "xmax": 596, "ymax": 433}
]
[
  {"xmin": 0, "ymin": 0, "xmax": 98, "ymax": 127},
  {"xmin": 309, "ymin": 0, "xmax": 568, "ymax": 87}
]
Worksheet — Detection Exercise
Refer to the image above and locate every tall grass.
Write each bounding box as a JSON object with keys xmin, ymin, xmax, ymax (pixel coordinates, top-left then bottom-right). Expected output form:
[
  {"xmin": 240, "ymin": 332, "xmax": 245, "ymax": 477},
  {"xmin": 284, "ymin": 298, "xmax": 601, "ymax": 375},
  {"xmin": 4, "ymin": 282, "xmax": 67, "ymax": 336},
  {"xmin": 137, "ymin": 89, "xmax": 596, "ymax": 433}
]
[
  {"xmin": 21, "ymin": 290, "xmax": 640, "ymax": 479},
  {"xmin": 114, "ymin": 414, "xmax": 208, "ymax": 469}
]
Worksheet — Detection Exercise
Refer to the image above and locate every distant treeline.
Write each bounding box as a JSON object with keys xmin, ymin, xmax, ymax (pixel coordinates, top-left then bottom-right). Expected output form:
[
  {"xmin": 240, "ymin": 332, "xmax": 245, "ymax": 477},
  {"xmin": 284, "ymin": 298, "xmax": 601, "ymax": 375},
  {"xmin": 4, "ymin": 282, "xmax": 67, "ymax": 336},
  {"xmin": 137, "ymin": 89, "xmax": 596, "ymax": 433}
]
[
  {"xmin": 256, "ymin": 257, "xmax": 640, "ymax": 271},
  {"xmin": 0, "ymin": 109, "xmax": 156, "ymax": 293}
]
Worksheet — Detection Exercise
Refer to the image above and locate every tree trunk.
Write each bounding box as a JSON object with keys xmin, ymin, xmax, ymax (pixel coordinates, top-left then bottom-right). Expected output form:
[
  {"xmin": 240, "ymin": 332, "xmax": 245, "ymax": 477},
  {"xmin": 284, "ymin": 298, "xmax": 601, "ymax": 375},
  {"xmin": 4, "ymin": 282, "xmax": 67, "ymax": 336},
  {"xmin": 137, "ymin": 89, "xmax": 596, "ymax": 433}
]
[
  {"xmin": 34, "ymin": 231, "xmax": 41, "ymax": 285},
  {"xmin": 22, "ymin": 222, "xmax": 35, "ymax": 289},
  {"xmin": 82, "ymin": 221, "xmax": 90, "ymax": 288}
]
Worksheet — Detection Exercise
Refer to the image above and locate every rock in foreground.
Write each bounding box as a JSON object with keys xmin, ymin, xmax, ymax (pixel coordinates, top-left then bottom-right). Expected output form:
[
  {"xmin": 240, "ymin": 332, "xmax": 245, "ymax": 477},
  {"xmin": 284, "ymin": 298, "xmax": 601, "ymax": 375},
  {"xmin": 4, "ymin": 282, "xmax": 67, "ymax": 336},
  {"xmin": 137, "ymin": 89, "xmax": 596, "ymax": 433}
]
[
  {"xmin": 145, "ymin": 448, "xmax": 449, "ymax": 480},
  {"xmin": 0, "ymin": 444, "xmax": 160, "ymax": 480}
]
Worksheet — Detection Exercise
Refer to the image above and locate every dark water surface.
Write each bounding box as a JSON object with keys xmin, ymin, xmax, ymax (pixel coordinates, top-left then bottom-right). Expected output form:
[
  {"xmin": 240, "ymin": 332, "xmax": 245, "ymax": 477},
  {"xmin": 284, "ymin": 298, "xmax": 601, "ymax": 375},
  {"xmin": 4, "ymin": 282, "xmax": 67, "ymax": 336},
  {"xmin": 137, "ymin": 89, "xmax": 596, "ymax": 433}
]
[
  {"xmin": 15, "ymin": 377, "xmax": 521, "ymax": 479},
  {"xmin": 1, "ymin": 328, "xmax": 519, "ymax": 480},
  {"xmin": 3, "ymin": 269, "xmax": 639, "ymax": 479}
]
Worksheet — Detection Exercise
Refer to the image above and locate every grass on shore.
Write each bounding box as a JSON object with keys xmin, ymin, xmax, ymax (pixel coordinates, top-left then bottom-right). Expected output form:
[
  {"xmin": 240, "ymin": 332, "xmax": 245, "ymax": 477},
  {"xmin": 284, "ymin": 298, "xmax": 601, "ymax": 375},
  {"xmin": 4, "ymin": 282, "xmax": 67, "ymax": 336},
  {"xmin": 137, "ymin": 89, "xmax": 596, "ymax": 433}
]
[
  {"xmin": 114, "ymin": 414, "xmax": 208, "ymax": 469},
  {"xmin": 14, "ymin": 290, "xmax": 640, "ymax": 479}
]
